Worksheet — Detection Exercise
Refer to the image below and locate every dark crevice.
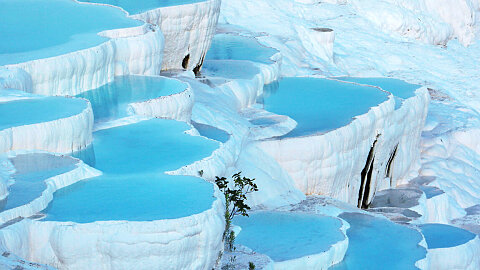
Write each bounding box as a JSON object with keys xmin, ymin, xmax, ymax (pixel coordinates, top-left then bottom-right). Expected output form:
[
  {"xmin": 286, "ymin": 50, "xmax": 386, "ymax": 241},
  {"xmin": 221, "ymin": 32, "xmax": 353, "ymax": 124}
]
[
  {"xmin": 361, "ymin": 156, "xmax": 375, "ymax": 209},
  {"xmin": 182, "ymin": 54, "xmax": 190, "ymax": 69},
  {"xmin": 358, "ymin": 138, "xmax": 378, "ymax": 209},
  {"xmin": 386, "ymin": 144, "xmax": 398, "ymax": 186},
  {"xmin": 193, "ymin": 53, "xmax": 206, "ymax": 76}
]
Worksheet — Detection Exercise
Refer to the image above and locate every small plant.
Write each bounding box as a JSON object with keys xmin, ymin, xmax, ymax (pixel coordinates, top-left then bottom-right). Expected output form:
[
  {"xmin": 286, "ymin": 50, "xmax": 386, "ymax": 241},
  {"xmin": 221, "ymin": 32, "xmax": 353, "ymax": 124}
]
[
  {"xmin": 216, "ymin": 172, "xmax": 258, "ymax": 252},
  {"xmin": 248, "ymin": 262, "xmax": 256, "ymax": 270},
  {"xmin": 226, "ymin": 230, "xmax": 236, "ymax": 252},
  {"xmin": 215, "ymin": 172, "xmax": 258, "ymax": 269}
]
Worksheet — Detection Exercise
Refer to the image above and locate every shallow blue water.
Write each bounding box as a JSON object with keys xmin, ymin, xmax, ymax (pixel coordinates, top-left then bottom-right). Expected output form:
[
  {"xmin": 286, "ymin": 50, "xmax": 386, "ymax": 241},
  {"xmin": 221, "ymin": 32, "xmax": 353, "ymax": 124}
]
[
  {"xmin": 192, "ymin": 122, "xmax": 230, "ymax": 143},
  {"xmin": 0, "ymin": 97, "xmax": 87, "ymax": 130},
  {"xmin": 44, "ymin": 173, "xmax": 214, "ymax": 222},
  {"xmin": 44, "ymin": 119, "xmax": 219, "ymax": 222},
  {"xmin": 81, "ymin": 0, "xmax": 205, "ymax": 14},
  {"xmin": 234, "ymin": 212, "xmax": 345, "ymax": 262},
  {"xmin": 202, "ymin": 60, "xmax": 261, "ymax": 80},
  {"xmin": 206, "ymin": 34, "xmax": 277, "ymax": 64},
  {"xmin": 336, "ymin": 77, "xmax": 420, "ymax": 99},
  {"xmin": 419, "ymin": 186, "xmax": 444, "ymax": 199},
  {"xmin": 331, "ymin": 213, "xmax": 426, "ymax": 270},
  {"xmin": 249, "ymin": 118, "xmax": 279, "ymax": 126},
  {"xmin": 71, "ymin": 145, "xmax": 96, "ymax": 168},
  {"xmin": 261, "ymin": 78, "xmax": 388, "ymax": 138},
  {"xmin": 0, "ymin": 0, "xmax": 141, "ymax": 65},
  {"xmin": 77, "ymin": 76, "xmax": 187, "ymax": 123},
  {"xmin": 420, "ymin": 224, "xmax": 476, "ymax": 249},
  {"xmin": 0, "ymin": 89, "xmax": 38, "ymax": 100},
  {"xmin": 1, "ymin": 154, "xmax": 77, "ymax": 212}
]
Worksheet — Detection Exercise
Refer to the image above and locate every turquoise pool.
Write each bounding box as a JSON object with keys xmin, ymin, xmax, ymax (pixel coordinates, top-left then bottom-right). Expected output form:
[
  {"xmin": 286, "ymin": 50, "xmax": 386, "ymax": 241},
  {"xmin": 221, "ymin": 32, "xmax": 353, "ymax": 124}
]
[
  {"xmin": 81, "ymin": 0, "xmax": 206, "ymax": 14},
  {"xmin": 0, "ymin": 154, "xmax": 77, "ymax": 212},
  {"xmin": 192, "ymin": 122, "xmax": 229, "ymax": 143},
  {"xmin": 44, "ymin": 119, "xmax": 219, "ymax": 222},
  {"xmin": 331, "ymin": 213, "xmax": 426, "ymax": 270},
  {"xmin": 234, "ymin": 212, "xmax": 345, "ymax": 262},
  {"xmin": 206, "ymin": 34, "xmax": 277, "ymax": 64},
  {"xmin": 420, "ymin": 224, "xmax": 476, "ymax": 249},
  {"xmin": 202, "ymin": 60, "xmax": 261, "ymax": 80},
  {"xmin": 0, "ymin": 97, "xmax": 87, "ymax": 130},
  {"xmin": 261, "ymin": 78, "xmax": 389, "ymax": 138},
  {"xmin": 77, "ymin": 76, "xmax": 187, "ymax": 123},
  {"xmin": 0, "ymin": 0, "xmax": 141, "ymax": 65}
]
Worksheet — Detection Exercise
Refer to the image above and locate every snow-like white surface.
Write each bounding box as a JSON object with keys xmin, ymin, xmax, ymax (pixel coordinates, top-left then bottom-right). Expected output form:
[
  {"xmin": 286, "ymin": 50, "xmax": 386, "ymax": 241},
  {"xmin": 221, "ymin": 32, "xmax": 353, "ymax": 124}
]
[
  {"xmin": 297, "ymin": 27, "xmax": 335, "ymax": 61},
  {"xmin": 419, "ymin": 109, "xmax": 480, "ymax": 224},
  {"xmin": 0, "ymin": 69, "xmax": 32, "ymax": 92},
  {"xmin": 0, "ymin": 156, "xmax": 14, "ymax": 201},
  {"xmin": 220, "ymin": 245, "xmax": 274, "ymax": 270},
  {"xmin": 132, "ymin": 0, "xmax": 221, "ymax": 71},
  {"xmin": 345, "ymin": 0, "xmax": 478, "ymax": 46},
  {"xmin": 0, "ymin": 250, "xmax": 54, "ymax": 270},
  {"xmin": 128, "ymin": 81, "xmax": 194, "ymax": 122}
]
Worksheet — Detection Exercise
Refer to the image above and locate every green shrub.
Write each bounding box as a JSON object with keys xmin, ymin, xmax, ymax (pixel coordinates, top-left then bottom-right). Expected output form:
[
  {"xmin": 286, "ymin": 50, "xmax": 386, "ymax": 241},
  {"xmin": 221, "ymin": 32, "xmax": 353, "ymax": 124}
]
[{"xmin": 215, "ymin": 172, "xmax": 258, "ymax": 251}]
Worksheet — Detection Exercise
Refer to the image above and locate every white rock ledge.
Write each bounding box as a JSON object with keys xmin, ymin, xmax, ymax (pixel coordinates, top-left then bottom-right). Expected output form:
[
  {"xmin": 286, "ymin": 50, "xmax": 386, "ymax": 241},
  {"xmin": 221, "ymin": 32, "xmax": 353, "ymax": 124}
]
[
  {"xmin": 132, "ymin": 0, "xmax": 222, "ymax": 72},
  {"xmin": 169, "ymin": 128, "xmax": 237, "ymax": 181},
  {"xmin": 128, "ymin": 77, "xmax": 194, "ymax": 122},
  {"xmin": 241, "ymin": 107, "xmax": 297, "ymax": 141},
  {"xmin": 172, "ymin": 52, "xmax": 282, "ymax": 181},
  {"xmin": 0, "ymin": 97, "xmax": 94, "ymax": 154},
  {"xmin": 426, "ymin": 235, "xmax": 480, "ymax": 269}
]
